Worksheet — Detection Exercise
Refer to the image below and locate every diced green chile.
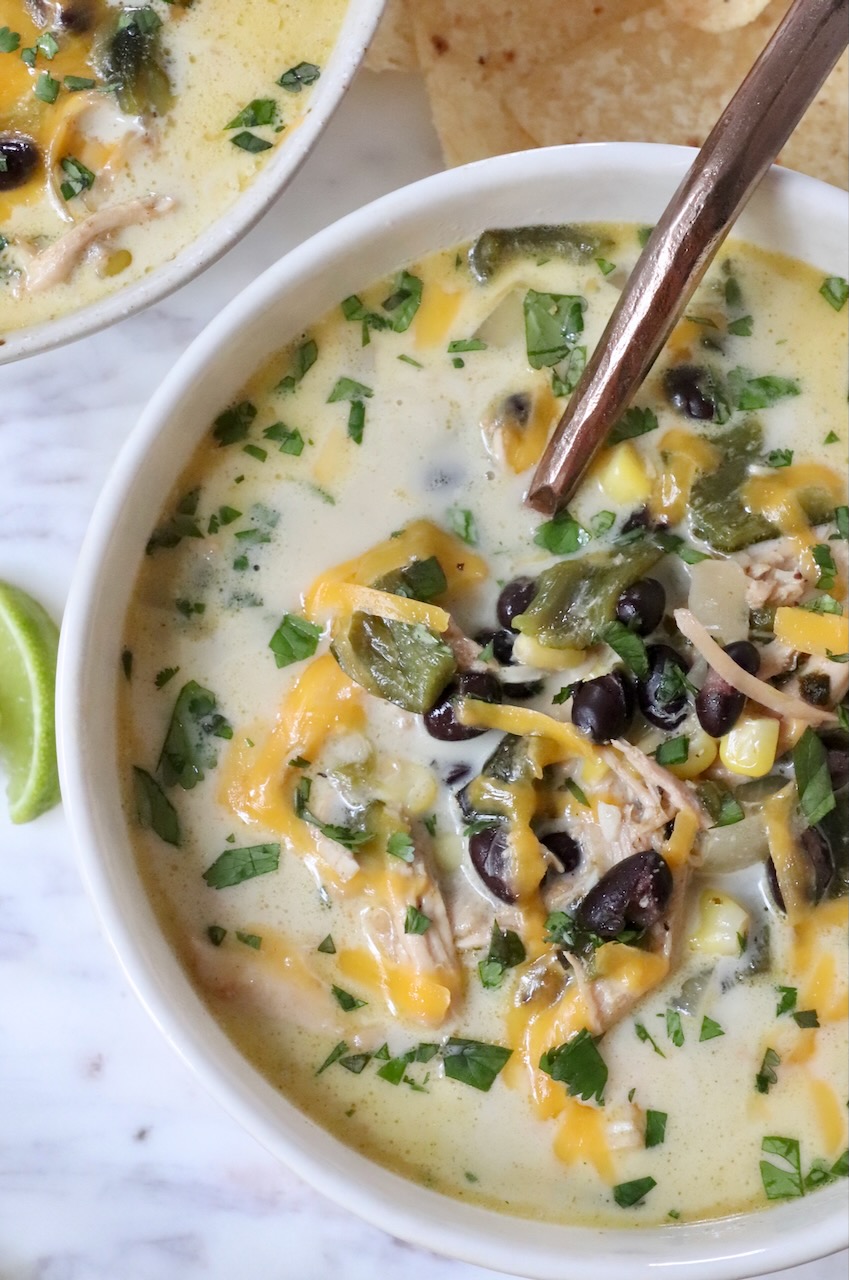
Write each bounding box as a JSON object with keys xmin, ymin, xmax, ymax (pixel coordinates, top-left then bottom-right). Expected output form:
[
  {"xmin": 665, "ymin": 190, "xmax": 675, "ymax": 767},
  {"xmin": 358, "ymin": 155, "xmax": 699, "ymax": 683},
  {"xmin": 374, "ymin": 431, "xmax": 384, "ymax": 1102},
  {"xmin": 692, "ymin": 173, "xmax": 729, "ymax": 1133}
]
[
  {"xmin": 514, "ymin": 542, "xmax": 662, "ymax": 650},
  {"xmin": 96, "ymin": 8, "xmax": 173, "ymax": 116},
  {"xmin": 468, "ymin": 224, "xmax": 601, "ymax": 283},
  {"xmin": 690, "ymin": 420, "xmax": 835, "ymax": 553},
  {"xmin": 331, "ymin": 612, "xmax": 456, "ymax": 714}
]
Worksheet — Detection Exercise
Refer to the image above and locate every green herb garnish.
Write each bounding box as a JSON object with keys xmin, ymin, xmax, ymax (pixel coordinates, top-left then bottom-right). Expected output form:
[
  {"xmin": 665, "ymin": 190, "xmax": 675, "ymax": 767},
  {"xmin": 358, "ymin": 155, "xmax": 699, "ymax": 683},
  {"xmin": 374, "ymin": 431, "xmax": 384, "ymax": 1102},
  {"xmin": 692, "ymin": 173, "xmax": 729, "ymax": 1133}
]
[{"xmin": 202, "ymin": 843, "xmax": 280, "ymax": 890}]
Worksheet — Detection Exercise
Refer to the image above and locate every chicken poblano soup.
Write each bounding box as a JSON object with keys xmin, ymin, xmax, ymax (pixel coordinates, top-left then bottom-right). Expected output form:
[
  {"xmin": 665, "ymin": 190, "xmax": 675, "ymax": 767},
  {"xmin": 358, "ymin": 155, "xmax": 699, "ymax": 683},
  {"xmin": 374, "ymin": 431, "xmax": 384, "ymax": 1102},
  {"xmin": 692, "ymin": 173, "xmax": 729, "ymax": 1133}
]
[
  {"xmin": 0, "ymin": 0, "xmax": 347, "ymax": 333},
  {"xmin": 120, "ymin": 224, "xmax": 849, "ymax": 1226}
]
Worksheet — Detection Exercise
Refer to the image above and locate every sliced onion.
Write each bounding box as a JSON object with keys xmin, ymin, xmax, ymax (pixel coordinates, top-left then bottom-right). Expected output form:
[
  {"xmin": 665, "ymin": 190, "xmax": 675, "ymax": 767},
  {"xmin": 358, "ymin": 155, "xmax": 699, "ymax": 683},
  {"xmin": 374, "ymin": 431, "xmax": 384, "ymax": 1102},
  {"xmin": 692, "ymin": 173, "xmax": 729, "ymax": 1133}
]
[
  {"xmin": 698, "ymin": 814, "xmax": 769, "ymax": 872},
  {"xmin": 674, "ymin": 608, "xmax": 836, "ymax": 725},
  {"xmin": 687, "ymin": 558, "xmax": 749, "ymax": 643}
]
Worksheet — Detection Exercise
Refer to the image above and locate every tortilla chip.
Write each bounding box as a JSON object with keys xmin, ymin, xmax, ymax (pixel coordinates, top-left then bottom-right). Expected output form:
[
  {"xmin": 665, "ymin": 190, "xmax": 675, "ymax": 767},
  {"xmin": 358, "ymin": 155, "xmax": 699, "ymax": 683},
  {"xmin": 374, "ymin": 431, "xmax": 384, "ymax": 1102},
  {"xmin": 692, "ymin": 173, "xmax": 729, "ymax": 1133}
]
[
  {"xmin": 407, "ymin": 0, "xmax": 652, "ymax": 166},
  {"xmin": 664, "ymin": 0, "xmax": 773, "ymax": 34},
  {"xmin": 778, "ymin": 53, "xmax": 849, "ymax": 191},
  {"xmin": 508, "ymin": 2, "xmax": 786, "ymax": 150},
  {"xmin": 365, "ymin": 0, "xmax": 418, "ymax": 73},
  {"xmin": 413, "ymin": 48, "xmax": 536, "ymax": 167},
  {"xmin": 404, "ymin": 0, "xmax": 847, "ymax": 190}
]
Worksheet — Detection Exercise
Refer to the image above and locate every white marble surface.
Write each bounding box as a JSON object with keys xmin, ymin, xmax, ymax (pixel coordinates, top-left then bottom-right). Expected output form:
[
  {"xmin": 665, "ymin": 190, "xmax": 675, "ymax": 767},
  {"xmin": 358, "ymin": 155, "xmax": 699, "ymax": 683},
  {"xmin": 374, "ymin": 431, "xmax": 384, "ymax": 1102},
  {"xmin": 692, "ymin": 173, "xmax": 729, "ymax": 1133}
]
[{"xmin": 0, "ymin": 70, "xmax": 846, "ymax": 1280}]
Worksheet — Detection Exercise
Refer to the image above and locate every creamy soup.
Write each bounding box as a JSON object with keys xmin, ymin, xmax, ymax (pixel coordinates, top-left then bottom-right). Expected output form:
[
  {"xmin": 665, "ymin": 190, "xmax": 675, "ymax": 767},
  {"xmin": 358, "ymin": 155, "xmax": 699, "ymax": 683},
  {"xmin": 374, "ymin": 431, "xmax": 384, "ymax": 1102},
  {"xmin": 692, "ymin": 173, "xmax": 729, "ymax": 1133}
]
[
  {"xmin": 0, "ymin": 0, "xmax": 347, "ymax": 334},
  {"xmin": 119, "ymin": 225, "xmax": 849, "ymax": 1227}
]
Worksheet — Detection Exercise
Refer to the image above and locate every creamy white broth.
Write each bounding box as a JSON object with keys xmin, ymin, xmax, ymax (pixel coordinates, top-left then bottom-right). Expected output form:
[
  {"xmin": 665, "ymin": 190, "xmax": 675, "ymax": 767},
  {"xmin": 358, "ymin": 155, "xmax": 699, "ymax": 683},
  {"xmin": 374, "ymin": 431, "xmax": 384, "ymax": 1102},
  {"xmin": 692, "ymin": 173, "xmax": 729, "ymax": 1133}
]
[
  {"xmin": 0, "ymin": 0, "xmax": 347, "ymax": 333},
  {"xmin": 119, "ymin": 225, "xmax": 849, "ymax": 1228}
]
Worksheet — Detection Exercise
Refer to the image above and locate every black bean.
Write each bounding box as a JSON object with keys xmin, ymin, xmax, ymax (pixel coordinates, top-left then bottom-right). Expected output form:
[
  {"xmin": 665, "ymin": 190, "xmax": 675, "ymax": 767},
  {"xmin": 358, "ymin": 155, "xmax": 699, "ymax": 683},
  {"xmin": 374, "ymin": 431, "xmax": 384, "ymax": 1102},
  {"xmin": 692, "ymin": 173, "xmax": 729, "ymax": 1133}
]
[
  {"xmin": 468, "ymin": 825, "xmax": 518, "ymax": 903},
  {"xmin": 59, "ymin": 0, "xmax": 97, "ymax": 32},
  {"xmin": 503, "ymin": 392, "xmax": 532, "ymax": 427},
  {"xmin": 424, "ymin": 671, "xmax": 503, "ymax": 741},
  {"xmin": 500, "ymin": 677, "xmax": 544, "ymax": 701},
  {"xmin": 445, "ymin": 762, "xmax": 472, "ymax": 787},
  {"xmin": 724, "ymin": 640, "xmax": 760, "ymax": 676},
  {"xmin": 0, "ymin": 134, "xmax": 40, "ymax": 193},
  {"xmin": 571, "ymin": 671, "xmax": 635, "ymax": 744},
  {"xmin": 576, "ymin": 850, "xmax": 673, "ymax": 938},
  {"xmin": 540, "ymin": 830, "xmax": 582, "ymax": 874},
  {"xmin": 664, "ymin": 364, "xmax": 717, "ymax": 420},
  {"xmin": 497, "ymin": 576, "xmax": 537, "ymax": 629},
  {"xmin": 615, "ymin": 577, "xmax": 666, "ymax": 636},
  {"xmin": 695, "ymin": 640, "xmax": 760, "ymax": 738},
  {"xmin": 474, "ymin": 627, "xmax": 516, "ymax": 665},
  {"xmin": 639, "ymin": 644, "xmax": 691, "ymax": 731},
  {"xmin": 766, "ymin": 827, "xmax": 834, "ymax": 913}
]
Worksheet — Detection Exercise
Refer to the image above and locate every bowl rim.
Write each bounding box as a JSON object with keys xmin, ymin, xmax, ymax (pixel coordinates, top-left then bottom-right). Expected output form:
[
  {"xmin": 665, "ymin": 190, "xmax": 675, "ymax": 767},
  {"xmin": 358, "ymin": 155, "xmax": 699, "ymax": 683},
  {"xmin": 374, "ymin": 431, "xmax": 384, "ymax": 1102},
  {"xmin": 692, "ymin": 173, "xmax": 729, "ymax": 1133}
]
[
  {"xmin": 0, "ymin": 0, "xmax": 386, "ymax": 366},
  {"xmin": 57, "ymin": 141, "xmax": 849, "ymax": 1280}
]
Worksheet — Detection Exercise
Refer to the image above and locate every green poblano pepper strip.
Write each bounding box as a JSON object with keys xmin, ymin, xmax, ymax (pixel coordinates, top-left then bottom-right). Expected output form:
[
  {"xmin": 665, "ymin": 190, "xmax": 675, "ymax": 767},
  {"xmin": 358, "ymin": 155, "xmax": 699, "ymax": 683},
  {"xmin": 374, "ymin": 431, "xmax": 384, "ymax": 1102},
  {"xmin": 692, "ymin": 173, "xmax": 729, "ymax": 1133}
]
[
  {"xmin": 97, "ymin": 7, "xmax": 173, "ymax": 117},
  {"xmin": 331, "ymin": 613, "xmax": 456, "ymax": 714},
  {"xmin": 467, "ymin": 224, "xmax": 602, "ymax": 283},
  {"xmin": 690, "ymin": 420, "xmax": 836, "ymax": 553},
  {"xmin": 513, "ymin": 542, "xmax": 663, "ymax": 650}
]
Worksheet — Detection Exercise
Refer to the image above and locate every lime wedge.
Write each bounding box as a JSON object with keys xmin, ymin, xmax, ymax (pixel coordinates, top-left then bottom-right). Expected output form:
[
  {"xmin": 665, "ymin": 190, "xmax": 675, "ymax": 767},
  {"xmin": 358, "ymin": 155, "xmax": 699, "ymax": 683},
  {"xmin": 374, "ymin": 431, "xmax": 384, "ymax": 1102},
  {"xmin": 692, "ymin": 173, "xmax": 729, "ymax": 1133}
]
[{"xmin": 0, "ymin": 581, "xmax": 61, "ymax": 823}]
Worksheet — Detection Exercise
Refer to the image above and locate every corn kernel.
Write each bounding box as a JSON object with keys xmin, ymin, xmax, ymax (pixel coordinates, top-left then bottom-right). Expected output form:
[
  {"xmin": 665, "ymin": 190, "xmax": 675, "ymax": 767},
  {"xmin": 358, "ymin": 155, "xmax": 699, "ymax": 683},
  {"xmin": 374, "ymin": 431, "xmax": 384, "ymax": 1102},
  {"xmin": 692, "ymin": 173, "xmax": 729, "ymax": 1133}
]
[
  {"xmin": 592, "ymin": 441, "xmax": 654, "ymax": 504},
  {"xmin": 668, "ymin": 727, "xmax": 718, "ymax": 780},
  {"xmin": 512, "ymin": 633, "xmax": 585, "ymax": 670},
  {"xmin": 719, "ymin": 714, "xmax": 779, "ymax": 778},
  {"xmin": 689, "ymin": 888, "xmax": 750, "ymax": 955}
]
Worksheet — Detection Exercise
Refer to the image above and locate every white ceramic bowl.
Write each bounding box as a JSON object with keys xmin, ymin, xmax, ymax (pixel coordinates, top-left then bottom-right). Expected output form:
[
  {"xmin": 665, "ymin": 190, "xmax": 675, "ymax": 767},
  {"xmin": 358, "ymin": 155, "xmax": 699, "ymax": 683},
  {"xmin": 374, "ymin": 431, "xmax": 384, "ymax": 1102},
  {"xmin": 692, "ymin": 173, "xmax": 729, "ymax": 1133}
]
[
  {"xmin": 1, "ymin": 0, "xmax": 384, "ymax": 366},
  {"xmin": 58, "ymin": 143, "xmax": 849, "ymax": 1280}
]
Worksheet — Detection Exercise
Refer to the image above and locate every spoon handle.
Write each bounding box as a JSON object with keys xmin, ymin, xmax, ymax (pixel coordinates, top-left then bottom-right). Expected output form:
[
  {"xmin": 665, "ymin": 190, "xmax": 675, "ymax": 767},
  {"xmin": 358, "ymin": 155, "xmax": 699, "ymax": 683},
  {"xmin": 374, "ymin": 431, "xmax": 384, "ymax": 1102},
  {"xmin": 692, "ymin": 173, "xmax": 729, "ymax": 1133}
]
[{"xmin": 527, "ymin": 0, "xmax": 849, "ymax": 516}]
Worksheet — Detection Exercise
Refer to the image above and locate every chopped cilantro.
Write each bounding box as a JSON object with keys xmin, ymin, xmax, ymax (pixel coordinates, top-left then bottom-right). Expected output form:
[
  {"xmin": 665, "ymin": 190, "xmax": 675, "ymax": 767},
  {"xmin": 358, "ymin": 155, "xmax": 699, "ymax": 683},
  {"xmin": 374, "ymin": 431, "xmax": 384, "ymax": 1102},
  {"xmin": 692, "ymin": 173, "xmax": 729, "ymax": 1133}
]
[
  {"xmin": 447, "ymin": 338, "xmax": 487, "ymax": 353},
  {"xmin": 278, "ymin": 62, "xmax": 321, "ymax": 92},
  {"xmin": 645, "ymin": 1110, "xmax": 667, "ymax": 1148},
  {"xmin": 524, "ymin": 289, "xmax": 586, "ymax": 369},
  {"xmin": 133, "ymin": 767, "xmax": 181, "ymax": 847},
  {"xmin": 819, "ymin": 276, "xmax": 849, "ymax": 311},
  {"xmin": 792, "ymin": 1009, "xmax": 820, "ymax": 1029},
  {"xmin": 59, "ymin": 156, "xmax": 95, "ymax": 201},
  {"xmin": 442, "ymin": 1037, "xmax": 512, "ymax": 1092},
  {"xmin": 263, "ymin": 421, "xmax": 305, "ymax": 455},
  {"xmin": 760, "ymin": 1135, "xmax": 803, "ymax": 1199},
  {"xmin": 765, "ymin": 448, "xmax": 793, "ymax": 469},
  {"xmin": 316, "ymin": 1041, "xmax": 348, "ymax": 1075},
  {"xmin": 236, "ymin": 931, "xmax": 262, "ymax": 950},
  {"xmin": 596, "ymin": 256, "xmax": 616, "ymax": 276},
  {"xmin": 665, "ymin": 1009, "xmax": 685, "ymax": 1048},
  {"xmin": 206, "ymin": 925, "xmax": 226, "ymax": 947},
  {"xmin": 230, "ymin": 131, "xmax": 273, "ymax": 153},
  {"xmin": 317, "ymin": 934, "xmax": 336, "ymax": 954},
  {"xmin": 226, "ymin": 98, "xmax": 278, "ymax": 129},
  {"xmin": 213, "ymin": 401, "xmax": 256, "ymax": 445},
  {"xmin": 699, "ymin": 1016, "xmax": 725, "ymax": 1042},
  {"xmin": 756, "ymin": 1047, "xmax": 781, "ymax": 1094},
  {"xmin": 608, "ymin": 406, "xmax": 658, "ymax": 445},
  {"xmin": 776, "ymin": 985, "xmax": 797, "ymax": 1017},
  {"xmin": 600, "ymin": 620, "xmax": 650, "ymax": 679},
  {"xmin": 34, "ymin": 72, "xmax": 60, "ymax": 103},
  {"xmin": 478, "ymin": 921, "xmax": 526, "ymax": 989},
  {"xmin": 655, "ymin": 736, "xmax": 689, "ymax": 767},
  {"xmin": 0, "ymin": 26, "xmax": 21, "ymax": 52},
  {"xmin": 202, "ymin": 844, "xmax": 280, "ymax": 890},
  {"xmin": 268, "ymin": 613, "xmax": 322, "ymax": 668},
  {"xmin": 331, "ymin": 985, "xmax": 367, "ymax": 1012},
  {"xmin": 404, "ymin": 905, "xmax": 431, "ymax": 935},
  {"xmin": 277, "ymin": 339, "xmax": 318, "ymax": 393},
  {"xmin": 635, "ymin": 1022, "xmax": 665, "ymax": 1057},
  {"xmin": 534, "ymin": 509, "xmax": 590, "ymax": 556},
  {"xmin": 812, "ymin": 543, "xmax": 837, "ymax": 591},
  {"xmin": 446, "ymin": 506, "xmax": 478, "ymax": 546},
  {"xmin": 387, "ymin": 831, "xmax": 415, "ymax": 863},
  {"xmin": 154, "ymin": 666, "xmax": 179, "ymax": 689},
  {"xmin": 539, "ymin": 1028, "xmax": 608, "ymax": 1104},
  {"xmin": 158, "ymin": 681, "xmax": 232, "ymax": 790},
  {"xmin": 728, "ymin": 315, "xmax": 754, "ymax": 337},
  {"xmin": 793, "ymin": 728, "xmax": 836, "ymax": 827},
  {"xmin": 613, "ymin": 1177, "xmax": 656, "ymax": 1208}
]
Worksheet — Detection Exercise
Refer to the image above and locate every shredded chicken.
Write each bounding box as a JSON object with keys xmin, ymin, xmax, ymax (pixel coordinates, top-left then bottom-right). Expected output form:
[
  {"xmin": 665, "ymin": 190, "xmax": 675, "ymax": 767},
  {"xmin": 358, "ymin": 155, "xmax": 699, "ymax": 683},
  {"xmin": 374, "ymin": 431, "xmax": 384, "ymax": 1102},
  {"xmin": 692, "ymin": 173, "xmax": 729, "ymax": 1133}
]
[
  {"xmin": 22, "ymin": 195, "xmax": 176, "ymax": 292},
  {"xmin": 675, "ymin": 607, "xmax": 837, "ymax": 725},
  {"xmin": 361, "ymin": 827, "xmax": 462, "ymax": 1021},
  {"xmin": 187, "ymin": 934, "xmax": 377, "ymax": 1046},
  {"xmin": 443, "ymin": 619, "xmax": 483, "ymax": 670},
  {"xmin": 736, "ymin": 534, "xmax": 814, "ymax": 609},
  {"xmin": 736, "ymin": 531, "xmax": 848, "ymax": 609}
]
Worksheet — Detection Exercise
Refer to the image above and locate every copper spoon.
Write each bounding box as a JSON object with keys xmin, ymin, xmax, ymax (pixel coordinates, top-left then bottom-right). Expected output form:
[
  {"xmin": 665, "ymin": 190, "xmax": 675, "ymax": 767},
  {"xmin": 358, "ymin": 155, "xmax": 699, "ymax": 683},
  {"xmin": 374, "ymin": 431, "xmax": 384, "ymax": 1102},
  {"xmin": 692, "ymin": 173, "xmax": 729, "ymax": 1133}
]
[{"xmin": 526, "ymin": 0, "xmax": 849, "ymax": 516}]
